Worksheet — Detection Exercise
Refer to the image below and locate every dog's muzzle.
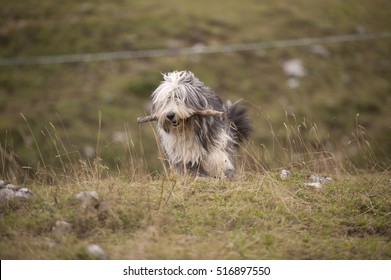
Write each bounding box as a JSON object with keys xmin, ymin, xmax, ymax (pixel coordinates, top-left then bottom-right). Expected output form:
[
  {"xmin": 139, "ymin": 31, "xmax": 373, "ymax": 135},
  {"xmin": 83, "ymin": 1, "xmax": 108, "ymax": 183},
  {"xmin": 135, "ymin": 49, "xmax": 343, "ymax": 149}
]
[
  {"xmin": 166, "ymin": 111, "xmax": 175, "ymax": 120},
  {"xmin": 166, "ymin": 111, "xmax": 179, "ymax": 126}
]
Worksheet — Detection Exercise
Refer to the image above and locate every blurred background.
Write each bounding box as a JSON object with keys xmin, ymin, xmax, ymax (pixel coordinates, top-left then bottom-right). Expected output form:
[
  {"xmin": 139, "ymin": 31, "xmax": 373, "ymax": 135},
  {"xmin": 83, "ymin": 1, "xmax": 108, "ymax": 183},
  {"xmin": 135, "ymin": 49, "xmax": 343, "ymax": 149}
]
[{"xmin": 1, "ymin": 0, "xmax": 390, "ymax": 180}]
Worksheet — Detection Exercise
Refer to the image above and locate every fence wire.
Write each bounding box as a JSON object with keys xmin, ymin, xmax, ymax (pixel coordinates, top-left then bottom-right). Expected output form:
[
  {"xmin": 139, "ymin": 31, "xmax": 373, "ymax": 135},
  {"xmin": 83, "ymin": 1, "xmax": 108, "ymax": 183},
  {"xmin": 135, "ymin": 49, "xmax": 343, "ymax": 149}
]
[{"xmin": 0, "ymin": 32, "xmax": 390, "ymax": 66}]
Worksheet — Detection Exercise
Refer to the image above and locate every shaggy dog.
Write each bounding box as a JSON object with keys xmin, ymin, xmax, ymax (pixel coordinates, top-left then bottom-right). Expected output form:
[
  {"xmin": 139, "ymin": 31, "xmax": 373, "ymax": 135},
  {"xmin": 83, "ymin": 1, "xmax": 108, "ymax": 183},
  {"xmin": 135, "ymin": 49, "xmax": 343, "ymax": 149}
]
[{"xmin": 137, "ymin": 71, "xmax": 251, "ymax": 179}]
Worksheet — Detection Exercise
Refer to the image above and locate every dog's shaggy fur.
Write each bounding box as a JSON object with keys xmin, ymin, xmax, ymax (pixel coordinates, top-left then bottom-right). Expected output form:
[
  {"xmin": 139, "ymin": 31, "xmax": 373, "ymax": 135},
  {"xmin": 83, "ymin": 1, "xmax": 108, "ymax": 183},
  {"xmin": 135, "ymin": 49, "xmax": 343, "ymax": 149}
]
[{"xmin": 141, "ymin": 70, "xmax": 251, "ymax": 179}]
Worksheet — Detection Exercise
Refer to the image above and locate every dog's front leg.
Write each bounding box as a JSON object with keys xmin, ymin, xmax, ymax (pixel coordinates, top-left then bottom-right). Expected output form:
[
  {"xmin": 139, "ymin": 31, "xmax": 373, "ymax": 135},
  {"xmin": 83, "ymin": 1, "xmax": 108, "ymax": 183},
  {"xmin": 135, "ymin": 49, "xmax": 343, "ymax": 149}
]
[
  {"xmin": 201, "ymin": 150, "xmax": 236, "ymax": 180},
  {"xmin": 173, "ymin": 162, "xmax": 208, "ymax": 177},
  {"xmin": 224, "ymin": 169, "xmax": 236, "ymax": 180},
  {"xmin": 173, "ymin": 162, "xmax": 186, "ymax": 176},
  {"xmin": 187, "ymin": 163, "xmax": 208, "ymax": 178}
]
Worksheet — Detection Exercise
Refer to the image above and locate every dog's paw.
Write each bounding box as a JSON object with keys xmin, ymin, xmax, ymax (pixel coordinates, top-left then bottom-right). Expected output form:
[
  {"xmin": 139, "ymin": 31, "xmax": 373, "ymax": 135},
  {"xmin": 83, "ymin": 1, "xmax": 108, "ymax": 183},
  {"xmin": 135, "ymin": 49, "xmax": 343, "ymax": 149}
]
[{"xmin": 224, "ymin": 169, "xmax": 236, "ymax": 180}]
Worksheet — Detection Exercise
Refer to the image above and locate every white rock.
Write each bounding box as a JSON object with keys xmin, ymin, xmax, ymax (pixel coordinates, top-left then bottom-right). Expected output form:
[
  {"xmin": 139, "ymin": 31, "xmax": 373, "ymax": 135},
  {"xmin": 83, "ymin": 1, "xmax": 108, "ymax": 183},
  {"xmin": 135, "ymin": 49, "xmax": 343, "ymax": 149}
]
[
  {"xmin": 5, "ymin": 183, "xmax": 19, "ymax": 190},
  {"xmin": 0, "ymin": 188, "xmax": 15, "ymax": 200},
  {"xmin": 280, "ymin": 169, "xmax": 291, "ymax": 180},
  {"xmin": 283, "ymin": 59, "xmax": 307, "ymax": 77},
  {"xmin": 86, "ymin": 244, "xmax": 107, "ymax": 259},
  {"xmin": 0, "ymin": 182, "xmax": 34, "ymax": 201},
  {"xmin": 52, "ymin": 220, "xmax": 72, "ymax": 233},
  {"xmin": 76, "ymin": 191, "xmax": 100, "ymax": 210},
  {"xmin": 304, "ymin": 182, "xmax": 323, "ymax": 188},
  {"xmin": 76, "ymin": 191, "xmax": 99, "ymax": 201},
  {"xmin": 14, "ymin": 188, "xmax": 34, "ymax": 198},
  {"xmin": 309, "ymin": 175, "xmax": 333, "ymax": 183}
]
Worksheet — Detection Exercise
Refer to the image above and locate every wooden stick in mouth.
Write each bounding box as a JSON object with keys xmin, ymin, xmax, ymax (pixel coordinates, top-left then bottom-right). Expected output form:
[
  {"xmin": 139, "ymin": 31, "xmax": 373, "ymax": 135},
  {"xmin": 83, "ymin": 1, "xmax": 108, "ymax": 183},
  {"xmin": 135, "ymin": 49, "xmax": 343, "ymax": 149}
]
[
  {"xmin": 195, "ymin": 109, "xmax": 225, "ymax": 119},
  {"xmin": 137, "ymin": 109, "xmax": 225, "ymax": 124},
  {"xmin": 137, "ymin": 115, "xmax": 157, "ymax": 124}
]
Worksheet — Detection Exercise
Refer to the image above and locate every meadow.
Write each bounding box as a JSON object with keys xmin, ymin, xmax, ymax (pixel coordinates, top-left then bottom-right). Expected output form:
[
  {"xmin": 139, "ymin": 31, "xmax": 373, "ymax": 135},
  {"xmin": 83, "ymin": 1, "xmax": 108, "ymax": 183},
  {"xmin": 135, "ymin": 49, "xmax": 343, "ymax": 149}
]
[{"xmin": 0, "ymin": 0, "xmax": 391, "ymax": 259}]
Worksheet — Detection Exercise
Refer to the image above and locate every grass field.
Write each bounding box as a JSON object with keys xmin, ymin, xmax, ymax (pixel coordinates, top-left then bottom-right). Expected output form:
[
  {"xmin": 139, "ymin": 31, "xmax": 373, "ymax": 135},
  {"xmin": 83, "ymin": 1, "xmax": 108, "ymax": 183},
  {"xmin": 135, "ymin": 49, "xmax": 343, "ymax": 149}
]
[
  {"xmin": 1, "ymin": 169, "xmax": 390, "ymax": 259},
  {"xmin": 1, "ymin": 0, "xmax": 391, "ymax": 259}
]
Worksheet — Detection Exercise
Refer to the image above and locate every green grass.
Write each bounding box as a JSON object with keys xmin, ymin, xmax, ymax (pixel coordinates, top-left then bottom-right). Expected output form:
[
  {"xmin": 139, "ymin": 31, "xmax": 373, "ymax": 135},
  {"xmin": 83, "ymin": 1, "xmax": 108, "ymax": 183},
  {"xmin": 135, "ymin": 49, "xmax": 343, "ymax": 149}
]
[
  {"xmin": 1, "ymin": 171, "xmax": 390, "ymax": 259},
  {"xmin": 1, "ymin": 0, "xmax": 391, "ymax": 259}
]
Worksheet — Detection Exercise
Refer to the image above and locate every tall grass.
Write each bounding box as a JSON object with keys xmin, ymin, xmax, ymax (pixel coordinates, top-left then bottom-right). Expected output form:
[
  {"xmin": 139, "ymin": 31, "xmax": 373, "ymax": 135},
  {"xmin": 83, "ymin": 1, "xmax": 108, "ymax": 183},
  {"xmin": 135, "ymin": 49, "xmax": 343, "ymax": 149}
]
[
  {"xmin": 239, "ymin": 112, "xmax": 390, "ymax": 181},
  {"xmin": 242, "ymin": 113, "xmax": 340, "ymax": 174},
  {"xmin": 1, "ymin": 111, "xmax": 389, "ymax": 185},
  {"xmin": 1, "ymin": 113, "xmax": 391, "ymax": 260}
]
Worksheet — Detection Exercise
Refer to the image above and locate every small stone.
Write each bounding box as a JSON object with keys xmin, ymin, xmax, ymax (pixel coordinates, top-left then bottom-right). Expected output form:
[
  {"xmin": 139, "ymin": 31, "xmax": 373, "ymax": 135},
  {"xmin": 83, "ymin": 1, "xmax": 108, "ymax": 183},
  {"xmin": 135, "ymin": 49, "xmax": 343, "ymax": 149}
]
[
  {"xmin": 283, "ymin": 59, "xmax": 307, "ymax": 77},
  {"xmin": 304, "ymin": 182, "xmax": 323, "ymax": 188},
  {"xmin": 0, "ymin": 188, "xmax": 15, "ymax": 200},
  {"xmin": 4, "ymin": 183, "xmax": 19, "ymax": 190},
  {"xmin": 309, "ymin": 175, "xmax": 333, "ymax": 184},
  {"xmin": 280, "ymin": 169, "xmax": 291, "ymax": 180},
  {"xmin": 76, "ymin": 191, "xmax": 99, "ymax": 201},
  {"xmin": 76, "ymin": 191, "xmax": 100, "ymax": 211},
  {"xmin": 52, "ymin": 220, "xmax": 72, "ymax": 233},
  {"xmin": 14, "ymin": 188, "xmax": 34, "ymax": 199},
  {"xmin": 0, "ymin": 182, "xmax": 34, "ymax": 202},
  {"xmin": 86, "ymin": 244, "xmax": 107, "ymax": 259}
]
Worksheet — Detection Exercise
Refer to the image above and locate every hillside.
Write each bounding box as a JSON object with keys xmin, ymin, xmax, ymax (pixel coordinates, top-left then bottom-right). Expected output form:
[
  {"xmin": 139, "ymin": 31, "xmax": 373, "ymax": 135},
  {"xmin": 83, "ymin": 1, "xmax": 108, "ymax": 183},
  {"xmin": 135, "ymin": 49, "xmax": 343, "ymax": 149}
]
[
  {"xmin": 0, "ymin": 0, "xmax": 391, "ymax": 260},
  {"xmin": 1, "ymin": 0, "xmax": 391, "ymax": 177}
]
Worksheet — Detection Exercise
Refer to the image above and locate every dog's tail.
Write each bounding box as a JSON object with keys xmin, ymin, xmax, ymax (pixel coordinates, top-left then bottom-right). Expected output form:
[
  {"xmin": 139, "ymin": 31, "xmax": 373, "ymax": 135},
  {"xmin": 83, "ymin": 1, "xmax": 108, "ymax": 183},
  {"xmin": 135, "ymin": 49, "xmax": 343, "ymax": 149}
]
[{"xmin": 226, "ymin": 100, "xmax": 252, "ymax": 146}]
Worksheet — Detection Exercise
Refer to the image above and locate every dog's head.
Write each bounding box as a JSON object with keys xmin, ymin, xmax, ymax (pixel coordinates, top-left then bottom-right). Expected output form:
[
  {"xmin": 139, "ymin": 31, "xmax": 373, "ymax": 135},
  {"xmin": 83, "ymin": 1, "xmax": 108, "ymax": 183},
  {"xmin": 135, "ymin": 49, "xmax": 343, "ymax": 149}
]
[{"xmin": 148, "ymin": 71, "xmax": 224, "ymax": 132}]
